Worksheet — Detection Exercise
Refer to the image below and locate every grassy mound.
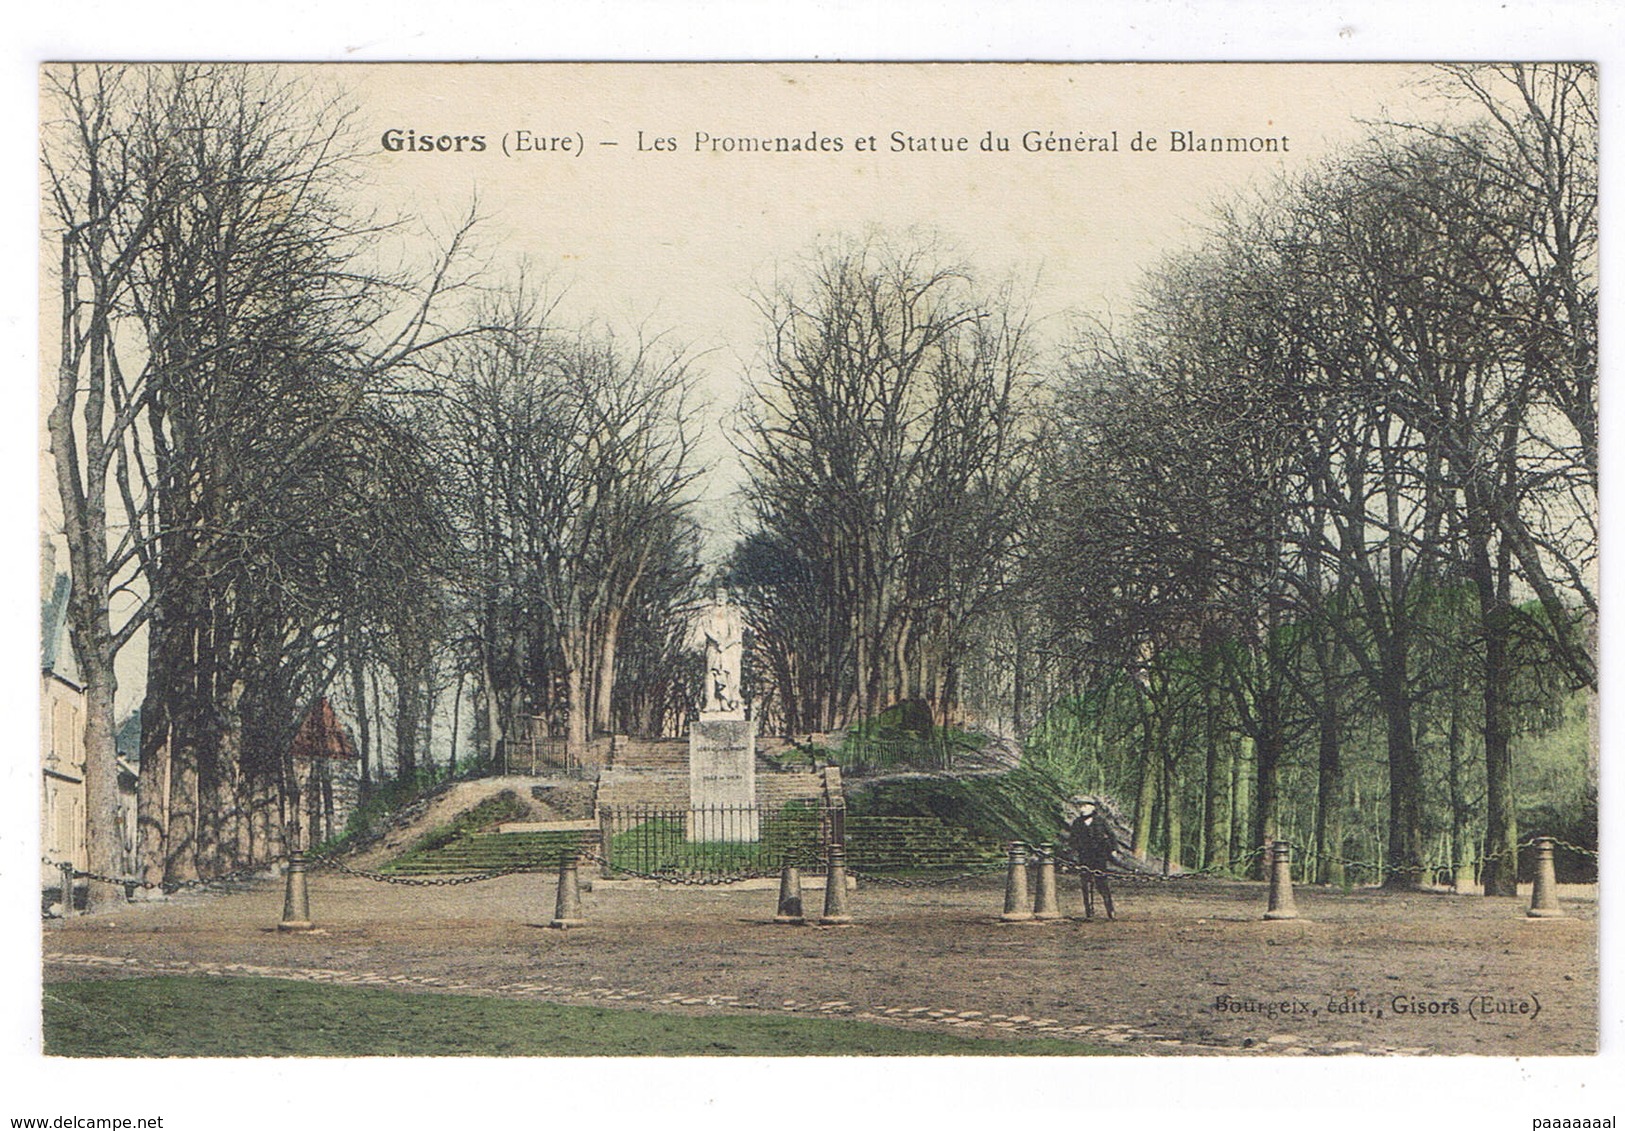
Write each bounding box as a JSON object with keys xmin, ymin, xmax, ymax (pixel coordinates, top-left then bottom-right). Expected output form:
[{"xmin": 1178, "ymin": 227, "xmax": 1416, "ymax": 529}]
[
  {"xmin": 397, "ymin": 790, "xmax": 531, "ymax": 856},
  {"xmin": 313, "ymin": 765, "xmax": 499, "ymax": 857},
  {"xmin": 374, "ymin": 790, "xmax": 539, "ymax": 873},
  {"xmin": 846, "ymin": 766, "xmax": 1075, "ymax": 848}
]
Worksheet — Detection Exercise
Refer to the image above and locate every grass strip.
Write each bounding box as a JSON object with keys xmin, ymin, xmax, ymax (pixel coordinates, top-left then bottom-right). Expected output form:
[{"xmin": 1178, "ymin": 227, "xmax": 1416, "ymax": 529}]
[{"xmin": 45, "ymin": 976, "xmax": 1121, "ymax": 1057}]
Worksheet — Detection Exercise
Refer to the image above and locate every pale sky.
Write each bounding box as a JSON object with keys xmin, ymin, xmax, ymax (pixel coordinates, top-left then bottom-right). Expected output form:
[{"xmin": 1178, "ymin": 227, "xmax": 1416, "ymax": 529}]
[
  {"xmin": 39, "ymin": 63, "xmax": 1476, "ymax": 713},
  {"xmin": 351, "ymin": 63, "xmax": 1449, "ymax": 362},
  {"xmin": 333, "ymin": 62, "xmax": 1464, "ymax": 538}
]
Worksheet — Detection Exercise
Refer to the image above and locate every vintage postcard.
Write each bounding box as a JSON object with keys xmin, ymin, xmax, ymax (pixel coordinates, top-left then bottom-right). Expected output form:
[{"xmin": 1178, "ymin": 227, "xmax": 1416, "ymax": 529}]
[{"xmin": 32, "ymin": 56, "xmax": 1603, "ymax": 1122}]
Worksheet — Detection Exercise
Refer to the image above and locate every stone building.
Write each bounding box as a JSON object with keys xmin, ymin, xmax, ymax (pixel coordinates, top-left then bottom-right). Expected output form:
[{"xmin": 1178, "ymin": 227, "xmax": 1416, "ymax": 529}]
[
  {"xmin": 41, "ymin": 572, "xmax": 137, "ymax": 896},
  {"xmin": 41, "ymin": 573, "xmax": 86, "ymax": 878}
]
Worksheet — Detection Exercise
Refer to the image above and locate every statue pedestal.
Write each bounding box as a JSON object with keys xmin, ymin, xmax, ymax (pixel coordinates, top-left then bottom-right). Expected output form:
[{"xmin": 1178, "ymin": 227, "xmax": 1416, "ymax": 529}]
[{"xmin": 688, "ymin": 715, "xmax": 758, "ymax": 842}]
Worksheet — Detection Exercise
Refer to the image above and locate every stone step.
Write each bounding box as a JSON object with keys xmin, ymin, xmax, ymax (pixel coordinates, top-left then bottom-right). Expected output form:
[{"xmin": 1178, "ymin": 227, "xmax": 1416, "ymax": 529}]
[
  {"xmin": 495, "ymin": 820, "xmax": 599, "ymax": 834},
  {"xmin": 381, "ymin": 830, "xmax": 598, "ymax": 875}
]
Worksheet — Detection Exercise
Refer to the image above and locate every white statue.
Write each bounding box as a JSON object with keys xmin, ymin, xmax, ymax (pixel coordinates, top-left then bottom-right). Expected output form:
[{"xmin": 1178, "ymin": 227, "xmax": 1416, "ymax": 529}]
[{"xmin": 690, "ymin": 586, "xmax": 745, "ymax": 714}]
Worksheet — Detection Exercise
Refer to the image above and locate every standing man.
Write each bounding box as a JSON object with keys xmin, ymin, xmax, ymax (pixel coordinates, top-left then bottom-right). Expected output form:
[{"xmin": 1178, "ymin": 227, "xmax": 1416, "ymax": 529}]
[{"xmin": 1068, "ymin": 795, "xmax": 1119, "ymax": 920}]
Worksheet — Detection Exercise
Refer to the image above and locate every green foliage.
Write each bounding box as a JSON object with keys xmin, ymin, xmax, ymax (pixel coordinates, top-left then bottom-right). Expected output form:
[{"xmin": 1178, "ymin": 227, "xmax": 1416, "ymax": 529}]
[
  {"xmin": 43, "ymin": 977, "xmax": 1114, "ymax": 1056},
  {"xmin": 765, "ymin": 745, "xmax": 818, "ymax": 770},
  {"xmin": 400, "ymin": 790, "xmax": 530, "ymax": 856},
  {"xmin": 1022, "ymin": 683, "xmax": 1140, "ymax": 798},
  {"xmin": 846, "ymin": 766, "xmax": 1076, "ymax": 847},
  {"xmin": 1515, "ymin": 692, "xmax": 1596, "ymax": 879},
  {"xmin": 842, "ymin": 816, "xmax": 1005, "ymax": 871},
  {"xmin": 875, "ymin": 699, "xmax": 933, "ymax": 735},
  {"xmin": 312, "ymin": 764, "xmax": 490, "ymax": 857},
  {"xmin": 1515, "ymin": 692, "xmax": 1592, "ymax": 823},
  {"xmin": 606, "ymin": 808, "xmax": 1006, "ymax": 875},
  {"xmin": 831, "ymin": 721, "xmax": 990, "ymax": 776}
]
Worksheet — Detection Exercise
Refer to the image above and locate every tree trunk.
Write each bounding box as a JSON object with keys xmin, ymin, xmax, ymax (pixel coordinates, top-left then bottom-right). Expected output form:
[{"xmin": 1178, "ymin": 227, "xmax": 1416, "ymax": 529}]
[
  {"xmin": 421, "ymin": 658, "xmax": 437, "ymax": 776},
  {"xmin": 1313, "ymin": 697, "xmax": 1345, "ymax": 886},
  {"xmin": 449, "ymin": 669, "xmax": 465, "ymax": 774},
  {"xmin": 1447, "ymin": 683, "xmax": 1474, "ymax": 892},
  {"xmin": 594, "ymin": 607, "xmax": 624, "ymax": 734},
  {"xmin": 370, "ymin": 664, "xmax": 389, "ymax": 781},
  {"xmin": 1230, "ymin": 735, "xmax": 1252, "ymax": 871},
  {"xmin": 1381, "ymin": 683, "xmax": 1426, "ymax": 890},
  {"xmin": 563, "ymin": 631, "xmax": 589, "ymax": 763},
  {"xmin": 394, "ymin": 663, "xmax": 420, "ymax": 779},
  {"xmin": 47, "ymin": 176, "xmax": 128, "ymax": 912},
  {"xmin": 134, "ymin": 728, "xmax": 170, "ymax": 892},
  {"xmin": 165, "ymin": 617, "xmax": 204, "ymax": 885},
  {"xmin": 78, "ymin": 657, "xmax": 123, "ymax": 909},
  {"xmin": 481, "ymin": 652, "xmax": 503, "ymax": 770},
  {"xmin": 1011, "ymin": 623, "xmax": 1026, "ymax": 738},
  {"xmin": 167, "ymin": 730, "xmax": 199, "ymax": 885},
  {"xmin": 1132, "ymin": 701, "xmax": 1157, "ymax": 859},
  {"xmin": 1250, "ymin": 726, "xmax": 1282, "ymax": 882},
  {"xmin": 319, "ymin": 762, "xmax": 336, "ymax": 846},
  {"xmin": 1378, "ymin": 425, "xmax": 1426, "ymax": 891},
  {"xmin": 1201, "ymin": 694, "xmax": 1230, "ymax": 873},
  {"xmin": 1480, "ymin": 594, "xmax": 1518, "ymax": 896},
  {"xmin": 350, "ymin": 653, "xmax": 372, "ymax": 786},
  {"xmin": 212, "ymin": 678, "xmax": 246, "ymax": 876},
  {"xmin": 135, "ymin": 624, "xmax": 172, "ymax": 890},
  {"xmin": 1162, "ymin": 746, "xmax": 1181, "ymax": 872}
]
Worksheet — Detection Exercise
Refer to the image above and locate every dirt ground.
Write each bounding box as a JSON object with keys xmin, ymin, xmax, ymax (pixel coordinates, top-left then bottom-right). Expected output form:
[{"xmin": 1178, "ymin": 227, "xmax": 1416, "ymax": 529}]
[{"xmin": 42, "ymin": 870, "xmax": 1597, "ymax": 1056}]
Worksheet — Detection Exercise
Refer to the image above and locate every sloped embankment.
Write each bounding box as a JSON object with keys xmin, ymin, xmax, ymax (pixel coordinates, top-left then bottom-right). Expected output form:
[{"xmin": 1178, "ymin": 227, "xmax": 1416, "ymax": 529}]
[{"xmin": 348, "ymin": 776, "xmax": 596, "ymax": 870}]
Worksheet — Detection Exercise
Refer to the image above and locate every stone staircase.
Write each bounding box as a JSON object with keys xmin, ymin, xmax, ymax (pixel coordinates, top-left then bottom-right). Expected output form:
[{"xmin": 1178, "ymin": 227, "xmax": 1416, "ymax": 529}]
[
  {"xmin": 758, "ymin": 767, "xmax": 840, "ymax": 809},
  {"xmin": 594, "ymin": 735, "xmax": 690, "ymax": 809},
  {"xmin": 377, "ymin": 731, "xmax": 846, "ymax": 876},
  {"xmin": 594, "ymin": 732, "xmax": 840, "ymax": 814},
  {"xmin": 595, "ymin": 764, "xmax": 840, "ymax": 814},
  {"xmin": 595, "ymin": 770, "xmax": 692, "ymax": 810},
  {"xmin": 609, "ymin": 736, "xmax": 689, "ymax": 770}
]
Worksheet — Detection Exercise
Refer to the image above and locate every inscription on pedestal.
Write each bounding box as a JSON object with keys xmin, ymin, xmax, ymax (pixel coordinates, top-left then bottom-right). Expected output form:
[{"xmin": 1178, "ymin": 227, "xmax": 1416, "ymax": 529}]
[{"xmin": 688, "ymin": 716, "xmax": 759, "ymax": 841}]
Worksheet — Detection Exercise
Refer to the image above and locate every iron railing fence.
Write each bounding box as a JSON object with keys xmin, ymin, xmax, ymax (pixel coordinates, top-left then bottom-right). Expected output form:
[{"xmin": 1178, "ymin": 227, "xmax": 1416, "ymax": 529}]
[
  {"xmin": 597, "ymin": 803, "xmax": 837, "ymax": 880},
  {"xmin": 594, "ymin": 804, "xmax": 1017, "ymax": 881}
]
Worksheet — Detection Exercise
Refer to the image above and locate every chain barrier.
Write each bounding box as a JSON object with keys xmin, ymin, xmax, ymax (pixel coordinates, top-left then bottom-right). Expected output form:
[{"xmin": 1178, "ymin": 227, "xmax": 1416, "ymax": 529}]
[
  {"xmin": 62, "ymin": 853, "xmax": 552, "ymax": 893},
  {"xmin": 1051, "ymin": 843, "xmax": 1271, "ymax": 884},
  {"xmin": 1310, "ymin": 835, "xmax": 1598, "ymax": 880},
  {"xmin": 304, "ymin": 852, "xmax": 553, "ymax": 887},
  {"xmin": 1537, "ymin": 837, "xmax": 1599, "ymax": 859},
  {"xmin": 64, "ymin": 860, "xmax": 284, "ymax": 894},
  {"xmin": 53, "ymin": 833, "xmax": 1596, "ymax": 898},
  {"xmin": 846, "ymin": 862, "xmax": 1009, "ymax": 888},
  {"xmin": 1051, "ymin": 835, "xmax": 1598, "ymax": 884}
]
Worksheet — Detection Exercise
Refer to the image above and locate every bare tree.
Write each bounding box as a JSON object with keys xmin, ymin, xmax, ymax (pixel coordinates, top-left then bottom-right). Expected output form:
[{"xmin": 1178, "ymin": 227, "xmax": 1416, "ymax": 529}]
[
  {"xmin": 440, "ymin": 285, "xmax": 701, "ymax": 762},
  {"xmin": 736, "ymin": 235, "xmax": 1036, "ymax": 740},
  {"xmin": 41, "ymin": 65, "xmax": 169, "ymax": 906},
  {"xmin": 43, "ymin": 64, "xmax": 478, "ymax": 890}
]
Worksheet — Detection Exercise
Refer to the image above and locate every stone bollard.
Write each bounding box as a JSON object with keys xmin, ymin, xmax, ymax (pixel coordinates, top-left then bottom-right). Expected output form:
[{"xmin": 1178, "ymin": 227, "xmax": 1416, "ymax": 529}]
[
  {"xmin": 1263, "ymin": 840, "xmax": 1301, "ymax": 921},
  {"xmin": 550, "ymin": 850, "xmax": 586, "ymax": 928},
  {"xmin": 58, "ymin": 861, "xmax": 75, "ymax": 919},
  {"xmin": 1526, "ymin": 837, "xmax": 1566, "ymax": 919},
  {"xmin": 278, "ymin": 851, "xmax": 314, "ymax": 931},
  {"xmin": 819, "ymin": 845, "xmax": 853, "ymax": 925},
  {"xmin": 1001, "ymin": 842, "xmax": 1034, "ymax": 922},
  {"xmin": 774, "ymin": 861, "xmax": 805, "ymax": 924},
  {"xmin": 1032, "ymin": 843, "xmax": 1061, "ymax": 920}
]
